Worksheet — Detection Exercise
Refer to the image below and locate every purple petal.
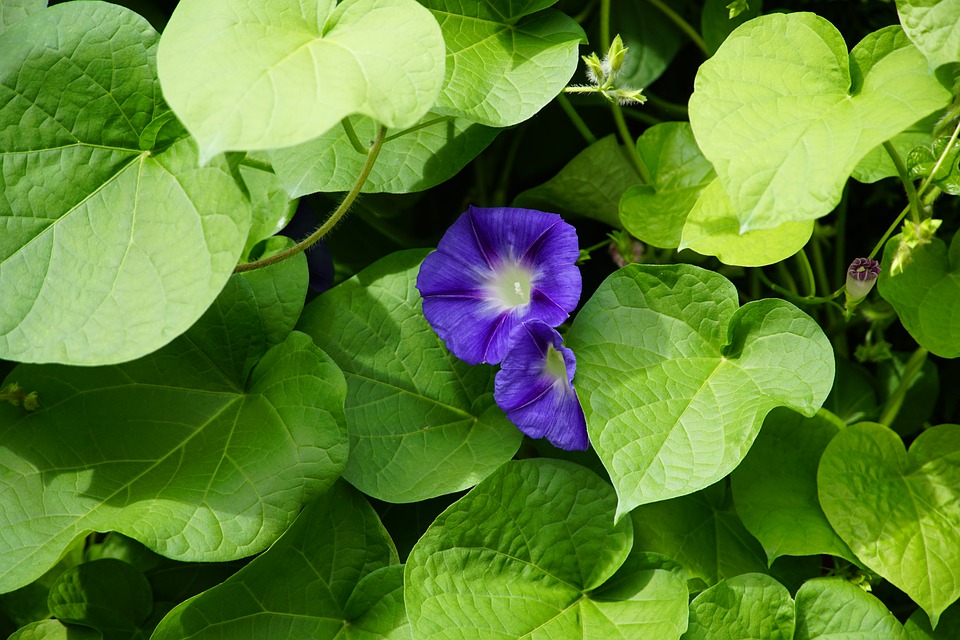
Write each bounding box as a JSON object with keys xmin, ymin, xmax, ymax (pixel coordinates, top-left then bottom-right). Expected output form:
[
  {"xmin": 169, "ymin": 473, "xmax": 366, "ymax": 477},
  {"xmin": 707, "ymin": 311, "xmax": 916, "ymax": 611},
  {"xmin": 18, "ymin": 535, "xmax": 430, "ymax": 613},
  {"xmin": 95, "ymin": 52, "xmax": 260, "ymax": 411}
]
[
  {"xmin": 494, "ymin": 321, "xmax": 588, "ymax": 451},
  {"xmin": 416, "ymin": 206, "xmax": 582, "ymax": 365}
]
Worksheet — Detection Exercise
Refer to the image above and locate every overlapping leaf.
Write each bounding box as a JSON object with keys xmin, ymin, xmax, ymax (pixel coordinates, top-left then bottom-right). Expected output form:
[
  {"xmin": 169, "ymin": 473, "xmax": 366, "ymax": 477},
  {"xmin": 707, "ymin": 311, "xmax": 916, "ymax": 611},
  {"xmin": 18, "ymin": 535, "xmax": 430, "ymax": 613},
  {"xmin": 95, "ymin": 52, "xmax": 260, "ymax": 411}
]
[
  {"xmin": 419, "ymin": 0, "xmax": 585, "ymax": 127},
  {"xmin": 0, "ymin": 2, "xmax": 253, "ymax": 365},
  {"xmin": 566, "ymin": 264, "xmax": 834, "ymax": 515},
  {"xmin": 269, "ymin": 113, "xmax": 498, "ymax": 197},
  {"xmin": 895, "ymin": 0, "xmax": 960, "ymax": 69},
  {"xmin": 0, "ymin": 267, "xmax": 348, "ymax": 593},
  {"xmin": 405, "ymin": 459, "xmax": 689, "ymax": 639},
  {"xmin": 686, "ymin": 575, "xmax": 906, "ymax": 639},
  {"xmin": 689, "ymin": 16, "xmax": 949, "ymax": 232},
  {"xmin": 297, "ymin": 250, "xmax": 522, "ymax": 503},
  {"xmin": 619, "ymin": 122, "xmax": 716, "ymax": 248},
  {"xmin": 630, "ymin": 482, "xmax": 767, "ymax": 586},
  {"xmin": 819, "ymin": 422, "xmax": 960, "ymax": 626},
  {"xmin": 157, "ymin": 0, "xmax": 446, "ymax": 161},
  {"xmin": 731, "ymin": 408, "xmax": 857, "ymax": 564},
  {"xmin": 152, "ymin": 482, "xmax": 406, "ymax": 640},
  {"xmin": 878, "ymin": 230, "xmax": 960, "ymax": 358},
  {"xmin": 515, "ymin": 134, "xmax": 639, "ymax": 228}
]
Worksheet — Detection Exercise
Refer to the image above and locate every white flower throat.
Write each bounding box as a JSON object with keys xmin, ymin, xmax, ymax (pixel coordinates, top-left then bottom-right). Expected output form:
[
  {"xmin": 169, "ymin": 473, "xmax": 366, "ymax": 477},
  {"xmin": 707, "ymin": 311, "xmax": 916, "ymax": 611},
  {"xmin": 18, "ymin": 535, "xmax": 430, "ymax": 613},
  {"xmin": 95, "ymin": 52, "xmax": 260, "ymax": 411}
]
[{"xmin": 489, "ymin": 263, "xmax": 533, "ymax": 309}]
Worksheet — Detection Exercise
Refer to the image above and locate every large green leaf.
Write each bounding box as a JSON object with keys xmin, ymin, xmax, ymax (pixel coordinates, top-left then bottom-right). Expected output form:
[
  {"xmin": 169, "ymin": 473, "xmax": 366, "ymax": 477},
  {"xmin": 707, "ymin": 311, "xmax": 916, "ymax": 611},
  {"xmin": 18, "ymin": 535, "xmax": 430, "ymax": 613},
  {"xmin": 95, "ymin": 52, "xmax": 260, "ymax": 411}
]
[
  {"xmin": 685, "ymin": 573, "xmax": 795, "ymax": 640},
  {"xmin": 269, "ymin": 113, "xmax": 498, "ymax": 197},
  {"xmin": 878, "ymin": 230, "xmax": 960, "ymax": 358},
  {"xmin": 631, "ymin": 481, "xmax": 767, "ymax": 586},
  {"xmin": 895, "ymin": 0, "xmax": 960, "ymax": 69},
  {"xmin": 152, "ymin": 482, "xmax": 406, "ymax": 640},
  {"xmin": 731, "ymin": 408, "xmax": 858, "ymax": 564},
  {"xmin": 0, "ymin": 277, "xmax": 348, "ymax": 592},
  {"xmin": 619, "ymin": 123, "xmax": 716, "ymax": 248},
  {"xmin": 47, "ymin": 559, "xmax": 152, "ymax": 640},
  {"xmin": 794, "ymin": 579, "xmax": 906, "ymax": 639},
  {"xmin": 0, "ymin": 2, "xmax": 252, "ymax": 365},
  {"xmin": 420, "ymin": 0, "xmax": 585, "ymax": 127},
  {"xmin": 297, "ymin": 250, "xmax": 522, "ymax": 503},
  {"xmin": 689, "ymin": 16, "xmax": 949, "ymax": 232},
  {"xmin": 685, "ymin": 575, "xmax": 906, "ymax": 640},
  {"xmin": 679, "ymin": 178, "xmax": 814, "ymax": 267},
  {"xmin": 405, "ymin": 459, "xmax": 689, "ymax": 639},
  {"xmin": 818, "ymin": 422, "xmax": 960, "ymax": 626},
  {"xmin": 566, "ymin": 264, "xmax": 834, "ymax": 515},
  {"xmin": 514, "ymin": 134, "xmax": 639, "ymax": 228},
  {"xmin": 157, "ymin": 0, "xmax": 445, "ymax": 162}
]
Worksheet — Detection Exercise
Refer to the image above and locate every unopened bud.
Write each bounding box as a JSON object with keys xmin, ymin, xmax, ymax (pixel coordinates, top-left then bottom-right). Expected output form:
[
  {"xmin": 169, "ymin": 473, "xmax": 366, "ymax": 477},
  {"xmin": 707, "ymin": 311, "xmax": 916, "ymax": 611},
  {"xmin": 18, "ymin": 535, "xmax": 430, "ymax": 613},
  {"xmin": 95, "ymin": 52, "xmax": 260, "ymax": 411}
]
[{"xmin": 845, "ymin": 258, "xmax": 881, "ymax": 303}]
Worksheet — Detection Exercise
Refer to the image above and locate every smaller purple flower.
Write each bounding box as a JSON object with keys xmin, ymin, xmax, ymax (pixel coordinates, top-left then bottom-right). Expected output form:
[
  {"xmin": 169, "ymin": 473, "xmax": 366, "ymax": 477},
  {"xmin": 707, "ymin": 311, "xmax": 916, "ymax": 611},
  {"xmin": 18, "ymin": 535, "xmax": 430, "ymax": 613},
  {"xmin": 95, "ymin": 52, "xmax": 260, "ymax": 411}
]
[
  {"xmin": 494, "ymin": 321, "xmax": 588, "ymax": 451},
  {"xmin": 845, "ymin": 258, "xmax": 881, "ymax": 302},
  {"xmin": 416, "ymin": 206, "xmax": 581, "ymax": 365}
]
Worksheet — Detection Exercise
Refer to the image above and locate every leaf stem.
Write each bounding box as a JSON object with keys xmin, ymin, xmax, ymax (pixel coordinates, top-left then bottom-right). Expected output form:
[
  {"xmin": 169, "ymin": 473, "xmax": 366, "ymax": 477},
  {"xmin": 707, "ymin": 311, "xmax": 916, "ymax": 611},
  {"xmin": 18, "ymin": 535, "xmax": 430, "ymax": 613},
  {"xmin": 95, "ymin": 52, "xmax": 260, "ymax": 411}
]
[
  {"xmin": 644, "ymin": 93, "xmax": 689, "ymax": 116},
  {"xmin": 867, "ymin": 203, "xmax": 911, "ymax": 261},
  {"xmin": 878, "ymin": 347, "xmax": 928, "ymax": 428},
  {"xmin": 234, "ymin": 126, "xmax": 387, "ymax": 273},
  {"xmin": 643, "ymin": 0, "xmax": 709, "ymax": 57},
  {"xmin": 341, "ymin": 118, "xmax": 368, "ymax": 154},
  {"xmin": 556, "ymin": 94, "xmax": 597, "ymax": 144},
  {"xmin": 384, "ymin": 116, "xmax": 455, "ymax": 142},
  {"xmin": 794, "ymin": 248, "xmax": 817, "ymax": 297},
  {"xmin": 883, "ymin": 140, "xmax": 921, "ymax": 225},
  {"xmin": 757, "ymin": 268, "xmax": 844, "ymax": 310}
]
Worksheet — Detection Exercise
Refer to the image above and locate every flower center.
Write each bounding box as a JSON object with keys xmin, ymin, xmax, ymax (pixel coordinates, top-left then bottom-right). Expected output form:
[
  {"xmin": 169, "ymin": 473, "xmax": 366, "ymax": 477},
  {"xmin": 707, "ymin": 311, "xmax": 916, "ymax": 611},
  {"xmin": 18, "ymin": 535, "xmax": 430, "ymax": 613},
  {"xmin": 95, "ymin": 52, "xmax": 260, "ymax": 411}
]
[
  {"xmin": 543, "ymin": 345, "xmax": 568, "ymax": 383},
  {"xmin": 488, "ymin": 263, "xmax": 533, "ymax": 309}
]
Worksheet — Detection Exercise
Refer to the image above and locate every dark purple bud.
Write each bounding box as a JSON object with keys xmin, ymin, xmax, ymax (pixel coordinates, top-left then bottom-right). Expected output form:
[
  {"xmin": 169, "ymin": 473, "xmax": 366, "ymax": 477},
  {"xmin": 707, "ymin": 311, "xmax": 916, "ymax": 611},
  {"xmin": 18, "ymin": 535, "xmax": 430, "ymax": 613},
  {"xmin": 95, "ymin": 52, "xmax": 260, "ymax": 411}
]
[{"xmin": 845, "ymin": 258, "xmax": 881, "ymax": 302}]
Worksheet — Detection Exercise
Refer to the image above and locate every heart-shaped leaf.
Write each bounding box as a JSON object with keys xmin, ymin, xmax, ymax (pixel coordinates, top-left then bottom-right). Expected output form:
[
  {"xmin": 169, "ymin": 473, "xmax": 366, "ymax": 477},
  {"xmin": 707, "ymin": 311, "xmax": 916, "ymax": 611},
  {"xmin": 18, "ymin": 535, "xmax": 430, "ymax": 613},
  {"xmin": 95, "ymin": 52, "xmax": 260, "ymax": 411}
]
[
  {"xmin": 566, "ymin": 264, "xmax": 834, "ymax": 515},
  {"xmin": 818, "ymin": 422, "xmax": 960, "ymax": 626},
  {"xmin": 619, "ymin": 123, "xmax": 716, "ymax": 249},
  {"xmin": 630, "ymin": 481, "xmax": 767, "ymax": 586},
  {"xmin": 686, "ymin": 575, "xmax": 906, "ymax": 640},
  {"xmin": 297, "ymin": 250, "xmax": 522, "ymax": 503},
  {"xmin": 0, "ymin": 2, "xmax": 253, "ymax": 365},
  {"xmin": 515, "ymin": 134, "xmax": 639, "ymax": 228},
  {"xmin": 0, "ymin": 281, "xmax": 348, "ymax": 591},
  {"xmin": 895, "ymin": 0, "xmax": 960, "ymax": 69},
  {"xmin": 269, "ymin": 113, "xmax": 498, "ymax": 197},
  {"xmin": 157, "ymin": 0, "xmax": 446, "ymax": 162},
  {"xmin": 731, "ymin": 408, "xmax": 858, "ymax": 564},
  {"xmin": 405, "ymin": 459, "xmax": 689, "ymax": 639},
  {"xmin": 685, "ymin": 573, "xmax": 795, "ymax": 640},
  {"xmin": 152, "ymin": 482, "xmax": 405, "ymax": 640},
  {"xmin": 878, "ymin": 230, "xmax": 960, "ymax": 358},
  {"xmin": 689, "ymin": 16, "xmax": 949, "ymax": 232},
  {"xmin": 679, "ymin": 178, "xmax": 814, "ymax": 266},
  {"xmin": 420, "ymin": 0, "xmax": 585, "ymax": 127}
]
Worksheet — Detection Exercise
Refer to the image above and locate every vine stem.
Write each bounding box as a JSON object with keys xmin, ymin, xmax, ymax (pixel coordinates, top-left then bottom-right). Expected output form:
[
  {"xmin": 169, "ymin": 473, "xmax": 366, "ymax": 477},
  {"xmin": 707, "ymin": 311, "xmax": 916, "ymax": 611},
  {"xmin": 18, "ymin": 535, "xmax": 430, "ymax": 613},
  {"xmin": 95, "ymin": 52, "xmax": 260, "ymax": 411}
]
[
  {"xmin": 644, "ymin": 0, "xmax": 709, "ymax": 57},
  {"xmin": 234, "ymin": 125, "xmax": 387, "ymax": 273},
  {"xmin": 883, "ymin": 140, "xmax": 921, "ymax": 225},
  {"xmin": 556, "ymin": 94, "xmax": 597, "ymax": 144},
  {"xmin": 878, "ymin": 347, "xmax": 928, "ymax": 427}
]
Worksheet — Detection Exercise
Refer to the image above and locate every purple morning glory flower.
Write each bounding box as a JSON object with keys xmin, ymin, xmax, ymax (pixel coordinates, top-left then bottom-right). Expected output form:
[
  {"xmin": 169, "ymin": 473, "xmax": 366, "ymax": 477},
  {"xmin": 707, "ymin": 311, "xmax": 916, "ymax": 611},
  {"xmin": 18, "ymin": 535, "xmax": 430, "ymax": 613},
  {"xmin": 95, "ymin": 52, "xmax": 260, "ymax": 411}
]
[
  {"xmin": 416, "ymin": 206, "xmax": 582, "ymax": 365},
  {"xmin": 494, "ymin": 320, "xmax": 588, "ymax": 451}
]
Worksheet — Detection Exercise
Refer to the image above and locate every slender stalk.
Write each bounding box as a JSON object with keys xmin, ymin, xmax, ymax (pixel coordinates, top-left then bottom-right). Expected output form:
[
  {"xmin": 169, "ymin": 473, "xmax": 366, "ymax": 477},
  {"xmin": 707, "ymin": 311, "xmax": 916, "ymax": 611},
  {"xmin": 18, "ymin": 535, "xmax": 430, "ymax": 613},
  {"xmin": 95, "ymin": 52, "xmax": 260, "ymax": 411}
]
[
  {"xmin": 612, "ymin": 104, "xmax": 649, "ymax": 182},
  {"xmin": 795, "ymin": 249, "xmax": 817, "ymax": 297},
  {"xmin": 599, "ymin": 0, "xmax": 611, "ymax": 49},
  {"xmin": 883, "ymin": 140, "xmax": 921, "ymax": 225},
  {"xmin": 384, "ymin": 116, "xmax": 454, "ymax": 142},
  {"xmin": 644, "ymin": 0, "xmax": 709, "ymax": 57},
  {"xmin": 867, "ymin": 203, "xmax": 911, "ymax": 261},
  {"xmin": 341, "ymin": 118, "xmax": 368, "ymax": 154},
  {"xmin": 622, "ymin": 108, "xmax": 663, "ymax": 126},
  {"xmin": 556, "ymin": 94, "xmax": 597, "ymax": 144},
  {"xmin": 235, "ymin": 126, "xmax": 387, "ymax": 273},
  {"xmin": 878, "ymin": 347, "xmax": 928, "ymax": 427},
  {"xmin": 756, "ymin": 269, "xmax": 845, "ymax": 310},
  {"xmin": 644, "ymin": 93, "xmax": 689, "ymax": 116},
  {"xmin": 493, "ymin": 127, "xmax": 525, "ymax": 207}
]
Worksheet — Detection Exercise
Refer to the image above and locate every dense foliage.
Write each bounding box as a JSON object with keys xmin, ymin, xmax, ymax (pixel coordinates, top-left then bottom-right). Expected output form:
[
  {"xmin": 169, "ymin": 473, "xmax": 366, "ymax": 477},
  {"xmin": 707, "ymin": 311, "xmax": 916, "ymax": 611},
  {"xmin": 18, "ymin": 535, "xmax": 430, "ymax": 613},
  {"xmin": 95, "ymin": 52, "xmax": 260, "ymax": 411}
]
[{"xmin": 2, "ymin": 0, "xmax": 960, "ymax": 638}]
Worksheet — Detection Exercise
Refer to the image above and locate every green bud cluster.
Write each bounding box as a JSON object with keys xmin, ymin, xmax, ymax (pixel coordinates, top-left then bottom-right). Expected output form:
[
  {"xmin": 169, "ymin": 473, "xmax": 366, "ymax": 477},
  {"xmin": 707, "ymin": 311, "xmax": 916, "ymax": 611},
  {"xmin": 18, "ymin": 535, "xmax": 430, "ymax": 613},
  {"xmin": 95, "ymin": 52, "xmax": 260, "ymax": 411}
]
[{"xmin": 564, "ymin": 35, "xmax": 647, "ymax": 106}]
